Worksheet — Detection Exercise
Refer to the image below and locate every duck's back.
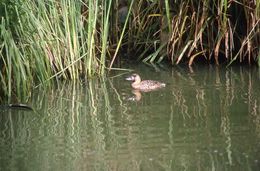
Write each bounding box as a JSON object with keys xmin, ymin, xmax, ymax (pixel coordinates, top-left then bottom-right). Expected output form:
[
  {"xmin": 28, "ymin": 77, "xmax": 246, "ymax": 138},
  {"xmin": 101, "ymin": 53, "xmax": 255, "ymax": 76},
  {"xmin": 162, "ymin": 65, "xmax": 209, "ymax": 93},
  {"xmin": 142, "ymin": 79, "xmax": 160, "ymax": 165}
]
[{"xmin": 138, "ymin": 80, "xmax": 166, "ymax": 91}]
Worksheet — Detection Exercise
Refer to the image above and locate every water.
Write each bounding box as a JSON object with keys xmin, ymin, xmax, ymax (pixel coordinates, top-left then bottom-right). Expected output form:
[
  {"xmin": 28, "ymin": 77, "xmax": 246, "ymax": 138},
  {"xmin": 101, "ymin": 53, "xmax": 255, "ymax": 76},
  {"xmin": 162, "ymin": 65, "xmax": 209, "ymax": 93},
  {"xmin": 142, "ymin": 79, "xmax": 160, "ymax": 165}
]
[{"xmin": 0, "ymin": 64, "xmax": 260, "ymax": 171}]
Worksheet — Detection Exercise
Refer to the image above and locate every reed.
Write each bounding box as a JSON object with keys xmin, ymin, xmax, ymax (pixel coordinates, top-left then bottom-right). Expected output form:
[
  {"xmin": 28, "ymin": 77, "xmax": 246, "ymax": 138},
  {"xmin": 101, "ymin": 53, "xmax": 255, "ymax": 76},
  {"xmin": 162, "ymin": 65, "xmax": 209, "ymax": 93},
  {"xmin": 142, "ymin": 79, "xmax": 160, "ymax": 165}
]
[
  {"xmin": 143, "ymin": 0, "xmax": 260, "ymax": 65},
  {"xmin": 0, "ymin": 0, "xmax": 114, "ymax": 97},
  {"xmin": 109, "ymin": 0, "xmax": 259, "ymax": 66}
]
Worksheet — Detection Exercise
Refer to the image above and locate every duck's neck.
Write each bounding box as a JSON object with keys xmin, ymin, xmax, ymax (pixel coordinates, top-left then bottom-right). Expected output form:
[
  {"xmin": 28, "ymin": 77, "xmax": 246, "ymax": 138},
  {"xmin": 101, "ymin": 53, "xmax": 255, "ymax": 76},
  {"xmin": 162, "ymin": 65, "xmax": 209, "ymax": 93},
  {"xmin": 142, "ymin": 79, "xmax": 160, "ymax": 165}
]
[
  {"xmin": 135, "ymin": 76, "xmax": 141, "ymax": 84},
  {"xmin": 132, "ymin": 76, "xmax": 141, "ymax": 89}
]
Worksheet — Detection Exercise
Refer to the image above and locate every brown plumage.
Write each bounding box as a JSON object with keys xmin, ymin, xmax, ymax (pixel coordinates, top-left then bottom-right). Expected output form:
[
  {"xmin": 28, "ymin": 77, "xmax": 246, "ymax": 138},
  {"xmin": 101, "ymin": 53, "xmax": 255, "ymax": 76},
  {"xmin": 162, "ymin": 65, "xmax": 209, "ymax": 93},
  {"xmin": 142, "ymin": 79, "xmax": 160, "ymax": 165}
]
[{"xmin": 126, "ymin": 73, "xmax": 166, "ymax": 91}]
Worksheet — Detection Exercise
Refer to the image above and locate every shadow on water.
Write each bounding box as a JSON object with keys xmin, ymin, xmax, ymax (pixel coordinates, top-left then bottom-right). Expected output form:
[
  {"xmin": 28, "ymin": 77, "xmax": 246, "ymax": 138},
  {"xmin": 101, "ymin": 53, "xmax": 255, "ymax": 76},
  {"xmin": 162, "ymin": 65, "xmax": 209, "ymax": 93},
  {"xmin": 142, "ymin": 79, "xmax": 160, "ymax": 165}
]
[{"xmin": 0, "ymin": 65, "xmax": 260, "ymax": 171}]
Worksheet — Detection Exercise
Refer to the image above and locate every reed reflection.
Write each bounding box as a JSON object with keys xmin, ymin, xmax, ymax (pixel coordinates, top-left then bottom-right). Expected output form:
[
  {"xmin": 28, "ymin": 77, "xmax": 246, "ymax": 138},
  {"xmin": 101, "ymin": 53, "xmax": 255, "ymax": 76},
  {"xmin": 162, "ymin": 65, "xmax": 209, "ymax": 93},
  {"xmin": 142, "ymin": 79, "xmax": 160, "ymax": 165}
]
[
  {"xmin": 0, "ymin": 66, "xmax": 259, "ymax": 171},
  {"xmin": 168, "ymin": 66, "xmax": 260, "ymax": 168}
]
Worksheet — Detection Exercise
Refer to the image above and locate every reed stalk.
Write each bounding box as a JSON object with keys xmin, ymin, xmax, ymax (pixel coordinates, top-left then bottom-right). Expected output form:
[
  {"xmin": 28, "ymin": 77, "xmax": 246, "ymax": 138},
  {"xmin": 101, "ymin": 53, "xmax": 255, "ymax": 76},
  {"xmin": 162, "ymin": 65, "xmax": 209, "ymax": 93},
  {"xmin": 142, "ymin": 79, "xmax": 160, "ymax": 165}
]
[
  {"xmin": 0, "ymin": 0, "xmax": 114, "ymax": 97},
  {"xmin": 123, "ymin": 0, "xmax": 259, "ymax": 65}
]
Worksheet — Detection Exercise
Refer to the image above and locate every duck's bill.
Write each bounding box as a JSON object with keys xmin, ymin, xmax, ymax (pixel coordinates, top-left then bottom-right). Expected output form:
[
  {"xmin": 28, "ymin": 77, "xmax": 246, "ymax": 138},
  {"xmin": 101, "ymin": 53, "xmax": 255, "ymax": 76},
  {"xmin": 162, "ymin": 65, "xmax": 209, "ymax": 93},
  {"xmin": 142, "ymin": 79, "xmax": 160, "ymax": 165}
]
[{"xmin": 126, "ymin": 76, "xmax": 134, "ymax": 81}]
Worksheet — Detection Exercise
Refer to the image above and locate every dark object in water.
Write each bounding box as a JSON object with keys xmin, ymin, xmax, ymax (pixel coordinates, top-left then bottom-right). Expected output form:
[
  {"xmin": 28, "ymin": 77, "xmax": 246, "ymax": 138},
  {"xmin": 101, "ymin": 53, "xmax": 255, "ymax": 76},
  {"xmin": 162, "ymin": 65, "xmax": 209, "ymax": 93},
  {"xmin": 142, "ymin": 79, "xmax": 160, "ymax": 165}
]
[
  {"xmin": 126, "ymin": 73, "xmax": 166, "ymax": 92},
  {"xmin": 0, "ymin": 104, "xmax": 33, "ymax": 110}
]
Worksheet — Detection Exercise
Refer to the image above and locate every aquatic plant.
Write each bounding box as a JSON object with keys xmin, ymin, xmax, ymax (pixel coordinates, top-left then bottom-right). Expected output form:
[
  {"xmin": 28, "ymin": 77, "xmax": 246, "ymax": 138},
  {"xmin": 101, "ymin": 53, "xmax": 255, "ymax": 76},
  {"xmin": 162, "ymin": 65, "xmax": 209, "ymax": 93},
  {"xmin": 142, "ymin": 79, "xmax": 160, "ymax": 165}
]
[
  {"xmin": 122, "ymin": 0, "xmax": 260, "ymax": 65},
  {"xmin": 0, "ymin": 0, "xmax": 116, "ymax": 98}
]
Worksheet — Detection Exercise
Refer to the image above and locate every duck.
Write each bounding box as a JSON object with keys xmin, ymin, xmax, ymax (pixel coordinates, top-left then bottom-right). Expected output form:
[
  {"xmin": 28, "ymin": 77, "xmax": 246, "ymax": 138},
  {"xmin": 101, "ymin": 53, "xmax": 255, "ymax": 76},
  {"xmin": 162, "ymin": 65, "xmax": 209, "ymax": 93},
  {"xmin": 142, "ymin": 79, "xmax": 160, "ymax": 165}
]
[{"xmin": 126, "ymin": 73, "xmax": 166, "ymax": 92}]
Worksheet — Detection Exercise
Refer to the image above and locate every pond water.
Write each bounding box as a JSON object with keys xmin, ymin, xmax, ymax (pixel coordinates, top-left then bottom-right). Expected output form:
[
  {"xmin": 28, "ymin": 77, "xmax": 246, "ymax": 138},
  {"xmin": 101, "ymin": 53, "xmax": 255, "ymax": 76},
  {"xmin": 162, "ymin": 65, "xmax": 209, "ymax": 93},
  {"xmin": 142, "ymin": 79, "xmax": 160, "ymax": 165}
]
[{"xmin": 0, "ymin": 64, "xmax": 260, "ymax": 171}]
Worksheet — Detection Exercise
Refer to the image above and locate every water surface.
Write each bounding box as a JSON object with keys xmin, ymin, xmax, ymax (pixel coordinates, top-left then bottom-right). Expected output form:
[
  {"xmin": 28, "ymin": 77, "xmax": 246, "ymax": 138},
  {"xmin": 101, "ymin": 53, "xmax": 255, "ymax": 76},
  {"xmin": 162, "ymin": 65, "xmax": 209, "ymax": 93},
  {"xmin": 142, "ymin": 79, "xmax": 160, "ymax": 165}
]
[{"xmin": 0, "ymin": 64, "xmax": 260, "ymax": 171}]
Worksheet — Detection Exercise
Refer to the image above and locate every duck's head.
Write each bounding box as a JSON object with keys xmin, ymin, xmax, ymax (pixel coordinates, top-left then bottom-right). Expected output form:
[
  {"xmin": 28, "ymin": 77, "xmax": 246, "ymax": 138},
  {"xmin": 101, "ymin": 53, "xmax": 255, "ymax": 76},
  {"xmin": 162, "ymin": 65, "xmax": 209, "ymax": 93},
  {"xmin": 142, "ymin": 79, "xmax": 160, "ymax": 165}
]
[{"xmin": 126, "ymin": 73, "xmax": 141, "ymax": 82}]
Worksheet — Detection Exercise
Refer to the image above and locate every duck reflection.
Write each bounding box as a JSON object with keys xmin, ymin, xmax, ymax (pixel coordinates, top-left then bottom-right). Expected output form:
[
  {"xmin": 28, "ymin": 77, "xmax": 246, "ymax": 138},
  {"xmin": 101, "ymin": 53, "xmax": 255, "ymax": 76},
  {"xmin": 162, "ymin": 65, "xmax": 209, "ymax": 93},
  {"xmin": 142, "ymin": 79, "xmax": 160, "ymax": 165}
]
[{"xmin": 128, "ymin": 89, "xmax": 142, "ymax": 101}]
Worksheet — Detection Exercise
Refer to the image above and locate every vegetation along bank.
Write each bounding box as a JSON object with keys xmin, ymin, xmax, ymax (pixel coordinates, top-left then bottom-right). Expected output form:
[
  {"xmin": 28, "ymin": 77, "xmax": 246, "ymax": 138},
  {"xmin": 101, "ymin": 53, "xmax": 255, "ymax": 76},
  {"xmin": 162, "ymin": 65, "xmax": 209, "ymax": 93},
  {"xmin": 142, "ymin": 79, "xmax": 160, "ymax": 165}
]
[{"xmin": 0, "ymin": 0, "xmax": 259, "ymax": 97}]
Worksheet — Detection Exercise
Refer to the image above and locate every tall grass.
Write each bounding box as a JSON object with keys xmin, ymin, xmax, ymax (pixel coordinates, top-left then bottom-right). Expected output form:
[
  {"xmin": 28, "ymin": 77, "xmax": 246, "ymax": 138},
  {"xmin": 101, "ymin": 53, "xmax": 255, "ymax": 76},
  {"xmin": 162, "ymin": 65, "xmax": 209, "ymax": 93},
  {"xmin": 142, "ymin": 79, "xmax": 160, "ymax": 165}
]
[
  {"xmin": 0, "ymin": 0, "xmax": 113, "ymax": 97},
  {"xmin": 114, "ymin": 0, "xmax": 259, "ymax": 65}
]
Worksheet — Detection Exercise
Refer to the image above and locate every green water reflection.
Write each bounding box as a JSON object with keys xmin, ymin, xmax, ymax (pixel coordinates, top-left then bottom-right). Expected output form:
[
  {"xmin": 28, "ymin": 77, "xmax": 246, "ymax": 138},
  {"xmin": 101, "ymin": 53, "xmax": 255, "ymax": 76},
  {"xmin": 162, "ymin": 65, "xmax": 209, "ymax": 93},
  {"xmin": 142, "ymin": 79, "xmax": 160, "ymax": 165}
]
[{"xmin": 0, "ymin": 65, "xmax": 259, "ymax": 171}]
